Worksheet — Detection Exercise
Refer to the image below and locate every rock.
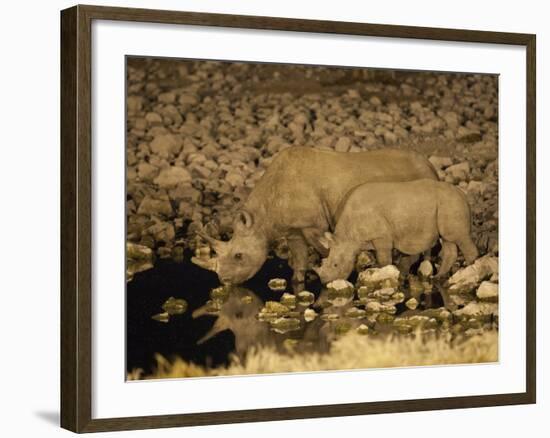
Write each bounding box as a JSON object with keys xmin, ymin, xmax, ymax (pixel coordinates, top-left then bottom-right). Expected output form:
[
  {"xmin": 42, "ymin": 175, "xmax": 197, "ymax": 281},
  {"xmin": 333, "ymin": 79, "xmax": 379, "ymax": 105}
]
[
  {"xmin": 169, "ymin": 184, "xmax": 201, "ymax": 203},
  {"xmin": 476, "ymin": 281, "xmax": 498, "ymax": 301},
  {"xmin": 457, "ymin": 126, "xmax": 482, "ymax": 143},
  {"xmin": 357, "ymin": 265, "xmax": 400, "ymax": 291},
  {"xmin": 356, "ymin": 324, "xmax": 370, "ymax": 335},
  {"xmin": 153, "ymin": 166, "xmax": 192, "ymax": 188},
  {"xmin": 297, "ymin": 291, "xmax": 315, "ymax": 306},
  {"xmin": 484, "ymin": 105, "xmax": 495, "ymax": 120},
  {"xmin": 225, "ymin": 171, "xmax": 245, "ymax": 187},
  {"xmin": 369, "ymin": 96, "xmax": 382, "ymax": 106},
  {"xmin": 150, "ymin": 134, "xmax": 183, "ymax": 158},
  {"xmin": 383, "ymin": 131, "xmax": 397, "ymax": 144},
  {"xmin": 158, "ymin": 91, "xmax": 176, "ymax": 104},
  {"xmin": 355, "ymin": 250, "xmax": 375, "ymax": 271},
  {"xmin": 145, "ymin": 112, "xmax": 163, "ymax": 125},
  {"xmin": 162, "ymin": 297, "xmax": 188, "ymax": 315},
  {"xmin": 446, "ymin": 162, "xmax": 470, "ymax": 181},
  {"xmin": 126, "ymin": 242, "xmax": 154, "ymax": 281},
  {"xmin": 467, "ymin": 180, "xmax": 487, "ymax": 195},
  {"xmin": 428, "ymin": 155, "xmax": 453, "ymax": 170},
  {"xmin": 304, "ymin": 308, "xmax": 318, "ymax": 322},
  {"xmin": 453, "ymin": 301, "xmax": 498, "ymax": 322},
  {"xmin": 148, "ymin": 221, "xmax": 175, "ymax": 243},
  {"xmin": 441, "ymin": 111, "xmax": 460, "ymax": 129},
  {"xmin": 137, "ymin": 196, "xmax": 173, "ymax": 216},
  {"xmin": 268, "ymin": 278, "xmax": 287, "ymax": 292},
  {"xmin": 326, "ymin": 279, "xmax": 355, "ymax": 307},
  {"xmin": 178, "ymin": 93, "xmax": 199, "ymax": 109},
  {"xmin": 448, "ymin": 256, "xmax": 498, "ymax": 293},
  {"xmin": 137, "ymin": 162, "xmax": 159, "ymax": 182},
  {"xmin": 366, "ymin": 301, "xmax": 396, "ymax": 314},
  {"xmin": 405, "ymin": 297, "xmax": 419, "ymax": 310},
  {"xmin": 410, "ymin": 101, "xmax": 423, "ymax": 113},
  {"xmin": 280, "ymin": 293, "xmax": 296, "ymax": 309},
  {"xmin": 334, "ymin": 136, "xmax": 351, "ymax": 152},
  {"xmin": 345, "ymin": 307, "xmax": 367, "ymax": 318},
  {"xmin": 270, "ymin": 317, "xmax": 301, "ymax": 334},
  {"xmin": 418, "ymin": 260, "xmax": 433, "ymax": 278},
  {"xmin": 127, "ymin": 96, "xmax": 143, "ymax": 113}
]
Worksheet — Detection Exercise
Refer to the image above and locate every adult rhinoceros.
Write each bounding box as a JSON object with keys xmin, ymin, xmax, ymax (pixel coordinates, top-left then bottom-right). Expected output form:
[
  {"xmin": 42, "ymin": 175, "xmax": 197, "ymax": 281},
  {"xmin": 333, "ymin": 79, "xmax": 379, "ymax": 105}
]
[{"xmin": 192, "ymin": 146, "xmax": 438, "ymax": 287}]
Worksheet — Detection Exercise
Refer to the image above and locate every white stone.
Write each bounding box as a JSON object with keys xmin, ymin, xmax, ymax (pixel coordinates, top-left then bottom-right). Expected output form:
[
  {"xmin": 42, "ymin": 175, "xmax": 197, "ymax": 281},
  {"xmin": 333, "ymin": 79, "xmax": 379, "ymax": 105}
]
[
  {"xmin": 476, "ymin": 281, "xmax": 498, "ymax": 300},
  {"xmin": 418, "ymin": 260, "xmax": 433, "ymax": 278}
]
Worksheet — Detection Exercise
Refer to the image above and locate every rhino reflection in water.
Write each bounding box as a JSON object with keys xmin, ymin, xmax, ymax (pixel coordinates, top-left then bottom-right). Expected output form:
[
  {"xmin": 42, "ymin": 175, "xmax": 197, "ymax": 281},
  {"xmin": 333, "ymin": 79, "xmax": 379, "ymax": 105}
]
[
  {"xmin": 192, "ymin": 147, "xmax": 438, "ymax": 288},
  {"xmin": 192, "ymin": 287, "xmax": 272, "ymax": 358}
]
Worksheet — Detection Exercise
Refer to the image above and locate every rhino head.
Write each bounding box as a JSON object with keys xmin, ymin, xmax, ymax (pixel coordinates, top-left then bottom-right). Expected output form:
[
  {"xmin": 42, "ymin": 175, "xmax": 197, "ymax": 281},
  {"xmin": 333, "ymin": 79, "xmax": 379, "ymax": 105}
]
[
  {"xmin": 312, "ymin": 232, "xmax": 356, "ymax": 284},
  {"xmin": 191, "ymin": 210, "xmax": 269, "ymax": 285},
  {"xmin": 192, "ymin": 287, "xmax": 270, "ymax": 358}
]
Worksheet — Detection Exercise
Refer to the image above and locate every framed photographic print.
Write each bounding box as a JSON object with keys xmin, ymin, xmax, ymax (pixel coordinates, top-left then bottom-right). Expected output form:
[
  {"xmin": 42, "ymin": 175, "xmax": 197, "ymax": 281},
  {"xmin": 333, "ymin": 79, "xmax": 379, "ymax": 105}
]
[{"xmin": 60, "ymin": 4, "xmax": 536, "ymax": 433}]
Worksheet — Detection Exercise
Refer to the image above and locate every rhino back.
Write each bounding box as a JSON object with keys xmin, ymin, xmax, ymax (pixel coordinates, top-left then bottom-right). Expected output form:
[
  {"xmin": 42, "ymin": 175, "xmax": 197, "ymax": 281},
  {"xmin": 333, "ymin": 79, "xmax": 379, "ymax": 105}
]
[
  {"xmin": 245, "ymin": 147, "xmax": 437, "ymax": 232},
  {"xmin": 337, "ymin": 179, "xmax": 440, "ymax": 246}
]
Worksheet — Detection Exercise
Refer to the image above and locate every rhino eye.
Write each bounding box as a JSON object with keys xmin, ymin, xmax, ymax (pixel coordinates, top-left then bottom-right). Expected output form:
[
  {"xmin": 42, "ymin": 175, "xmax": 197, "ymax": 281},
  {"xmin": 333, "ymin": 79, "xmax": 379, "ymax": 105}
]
[
  {"xmin": 333, "ymin": 263, "xmax": 338, "ymax": 268},
  {"xmin": 234, "ymin": 253, "xmax": 243, "ymax": 260}
]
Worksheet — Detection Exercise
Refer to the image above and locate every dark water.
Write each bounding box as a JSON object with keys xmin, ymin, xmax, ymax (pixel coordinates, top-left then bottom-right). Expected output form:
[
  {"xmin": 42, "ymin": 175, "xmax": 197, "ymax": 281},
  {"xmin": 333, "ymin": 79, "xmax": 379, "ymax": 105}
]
[
  {"xmin": 126, "ymin": 250, "xmax": 320, "ymax": 374},
  {"xmin": 126, "ymin": 249, "xmax": 446, "ymax": 374}
]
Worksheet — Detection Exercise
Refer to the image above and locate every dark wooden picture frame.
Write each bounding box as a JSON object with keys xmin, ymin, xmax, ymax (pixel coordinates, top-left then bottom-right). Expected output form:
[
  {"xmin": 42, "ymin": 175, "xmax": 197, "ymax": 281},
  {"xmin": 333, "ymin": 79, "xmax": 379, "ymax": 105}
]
[{"xmin": 61, "ymin": 4, "xmax": 536, "ymax": 433}]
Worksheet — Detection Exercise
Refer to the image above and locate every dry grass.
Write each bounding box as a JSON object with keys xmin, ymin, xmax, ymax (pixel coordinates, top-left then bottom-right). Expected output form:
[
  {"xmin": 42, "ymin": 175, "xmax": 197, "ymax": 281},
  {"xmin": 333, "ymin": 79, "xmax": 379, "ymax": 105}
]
[{"xmin": 129, "ymin": 330, "xmax": 498, "ymax": 380}]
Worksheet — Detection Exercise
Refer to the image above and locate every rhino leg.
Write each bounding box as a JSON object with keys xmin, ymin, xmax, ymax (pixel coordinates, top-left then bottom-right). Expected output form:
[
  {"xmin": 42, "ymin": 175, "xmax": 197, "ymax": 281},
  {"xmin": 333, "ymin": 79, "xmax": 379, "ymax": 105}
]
[
  {"xmin": 372, "ymin": 237, "xmax": 393, "ymax": 266},
  {"xmin": 435, "ymin": 240, "xmax": 457, "ymax": 277},
  {"xmin": 457, "ymin": 237, "xmax": 479, "ymax": 265},
  {"xmin": 287, "ymin": 233, "xmax": 309, "ymax": 290},
  {"xmin": 397, "ymin": 254, "xmax": 419, "ymax": 274}
]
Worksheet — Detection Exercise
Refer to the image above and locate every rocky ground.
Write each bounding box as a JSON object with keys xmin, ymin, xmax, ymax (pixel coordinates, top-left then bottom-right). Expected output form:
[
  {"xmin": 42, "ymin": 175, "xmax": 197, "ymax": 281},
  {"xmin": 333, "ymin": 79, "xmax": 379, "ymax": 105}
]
[
  {"xmin": 126, "ymin": 58, "xmax": 498, "ymax": 270},
  {"xmin": 126, "ymin": 58, "xmax": 499, "ymax": 375}
]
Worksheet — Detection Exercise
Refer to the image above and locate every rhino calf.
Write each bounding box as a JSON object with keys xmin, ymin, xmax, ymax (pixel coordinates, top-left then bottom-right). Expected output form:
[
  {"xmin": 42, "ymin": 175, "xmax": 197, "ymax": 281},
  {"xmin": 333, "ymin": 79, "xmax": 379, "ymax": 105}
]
[{"xmin": 313, "ymin": 179, "xmax": 479, "ymax": 283}]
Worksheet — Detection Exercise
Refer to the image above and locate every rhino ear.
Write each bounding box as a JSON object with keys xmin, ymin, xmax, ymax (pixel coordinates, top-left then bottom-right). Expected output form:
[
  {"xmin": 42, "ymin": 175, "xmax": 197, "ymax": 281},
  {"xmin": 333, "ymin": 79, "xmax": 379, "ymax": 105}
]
[{"xmin": 238, "ymin": 210, "xmax": 254, "ymax": 229}]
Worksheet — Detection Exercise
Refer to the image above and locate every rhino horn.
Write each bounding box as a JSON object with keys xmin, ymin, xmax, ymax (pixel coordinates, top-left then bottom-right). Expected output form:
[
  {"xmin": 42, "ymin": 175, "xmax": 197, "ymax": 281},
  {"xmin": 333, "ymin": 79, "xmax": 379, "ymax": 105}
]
[
  {"xmin": 196, "ymin": 231, "xmax": 228, "ymax": 254},
  {"xmin": 196, "ymin": 315, "xmax": 229, "ymax": 345},
  {"xmin": 192, "ymin": 303, "xmax": 215, "ymax": 319}
]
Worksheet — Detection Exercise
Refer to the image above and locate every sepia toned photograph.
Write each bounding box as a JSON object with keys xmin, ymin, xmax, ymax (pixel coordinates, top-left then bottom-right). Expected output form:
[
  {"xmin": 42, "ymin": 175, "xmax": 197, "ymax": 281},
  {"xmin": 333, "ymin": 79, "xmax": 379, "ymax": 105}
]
[{"xmin": 125, "ymin": 57, "xmax": 499, "ymax": 380}]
